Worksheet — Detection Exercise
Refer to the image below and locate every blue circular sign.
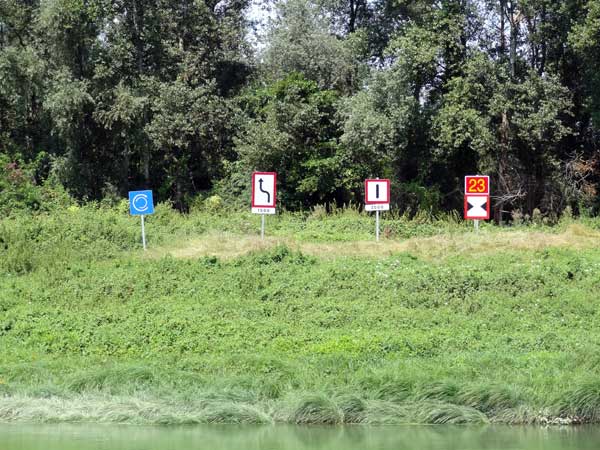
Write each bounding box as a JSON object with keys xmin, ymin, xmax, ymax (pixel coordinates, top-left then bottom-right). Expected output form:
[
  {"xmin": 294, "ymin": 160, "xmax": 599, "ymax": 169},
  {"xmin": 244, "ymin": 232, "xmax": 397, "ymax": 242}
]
[{"xmin": 129, "ymin": 190, "xmax": 155, "ymax": 215}]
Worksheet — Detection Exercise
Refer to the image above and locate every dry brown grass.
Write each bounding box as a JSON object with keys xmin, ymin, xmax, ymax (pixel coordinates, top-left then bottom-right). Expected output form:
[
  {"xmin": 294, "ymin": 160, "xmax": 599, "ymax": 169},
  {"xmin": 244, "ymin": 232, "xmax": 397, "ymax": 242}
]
[
  {"xmin": 146, "ymin": 233, "xmax": 283, "ymax": 259},
  {"xmin": 147, "ymin": 224, "xmax": 600, "ymax": 261}
]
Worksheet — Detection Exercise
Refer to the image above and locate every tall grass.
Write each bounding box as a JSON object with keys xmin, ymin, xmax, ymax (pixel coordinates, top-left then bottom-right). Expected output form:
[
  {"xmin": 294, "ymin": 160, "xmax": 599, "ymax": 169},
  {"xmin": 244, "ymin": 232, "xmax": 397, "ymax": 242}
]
[
  {"xmin": 1, "ymin": 205, "xmax": 600, "ymax": 424},
  {"xmin": 556, "ymin": 380, "xmax": 600, "ymax": 422}
]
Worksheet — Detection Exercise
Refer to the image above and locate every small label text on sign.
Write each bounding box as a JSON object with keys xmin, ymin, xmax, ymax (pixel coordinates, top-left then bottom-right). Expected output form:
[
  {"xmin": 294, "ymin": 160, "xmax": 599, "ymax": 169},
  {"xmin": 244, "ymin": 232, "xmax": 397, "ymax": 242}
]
[
  {"xmin": 365, "ymin": 204, "xmax": 390, "ymax": 211},
  {"xmin": 252, "ymin": 207, "xmax": 276, "ymax": 215}
]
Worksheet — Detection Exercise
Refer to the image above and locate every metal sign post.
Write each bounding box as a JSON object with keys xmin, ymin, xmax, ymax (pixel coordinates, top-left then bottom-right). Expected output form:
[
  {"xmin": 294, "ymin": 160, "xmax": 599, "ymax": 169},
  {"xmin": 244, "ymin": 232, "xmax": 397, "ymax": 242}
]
[
  {"xmin": 474, "ymin": 219, "xmax": 480, "ymax": 233},
  {"xmin": 129, "ymin": 190, "xmax": 155, "ymax": 250},
  {"xmin": 376, "ymin": 210, "xmax": 380, "ymax": 242},
  {"xmin": 261, "ymin": 214, "xmax": 265, "ymax": 240},
  {"xmin": 141, "ymin": 215, "xmax": 147, "ymax": 250}
]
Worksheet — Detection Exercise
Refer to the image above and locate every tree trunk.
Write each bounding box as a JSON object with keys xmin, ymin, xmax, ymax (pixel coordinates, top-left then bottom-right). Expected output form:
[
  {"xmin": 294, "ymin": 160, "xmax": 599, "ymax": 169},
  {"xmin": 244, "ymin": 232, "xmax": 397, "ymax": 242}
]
[
  {"xmin": 499, "ymin": 0, "xmax": 507, "ymax": 56},
  {"xmin": 125, "ymin": 1, "xmax": 151, "ymax": 187},
  {"xmin": 496, "ymin": 111, "xmax": 511, "ymax": 223},
  {"xmin": 121, "ymin": 144, "xmax": 130, "ymax": 194},
  {"xmin": 133, "ymin": 0, "xmax": 145, "ymax": 74},
  {"xmin": 142, "ymin": 147, "xmax": 150, "ymax": 185},
  {"xmin": 539, "ymin": 5, "xmax": 547, "ymax": 75},
  {"xmin": 509, "ymin": 3, "xmax": 518, "ymax": 78}
]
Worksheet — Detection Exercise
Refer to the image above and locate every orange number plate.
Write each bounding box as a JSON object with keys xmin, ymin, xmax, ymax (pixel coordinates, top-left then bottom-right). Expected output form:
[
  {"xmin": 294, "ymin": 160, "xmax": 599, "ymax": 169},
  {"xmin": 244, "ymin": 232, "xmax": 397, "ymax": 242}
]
[{"xmin": 465, "ymin": 176, "xmax": 489, "ymax": 195}]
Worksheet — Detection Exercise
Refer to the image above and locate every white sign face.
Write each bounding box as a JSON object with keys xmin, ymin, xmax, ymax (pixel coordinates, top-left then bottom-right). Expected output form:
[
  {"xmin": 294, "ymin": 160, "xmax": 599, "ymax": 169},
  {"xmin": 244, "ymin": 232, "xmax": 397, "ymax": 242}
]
[
  {"xmin": 365, "ymin": 180, "xmax": 390, "ymax": 204},
  {"xmin": 365, "ymin": 204, "xmax": 390, "ymax": 212},
  {"xmin": 464, "ymin": 195, "xmax": 490, "ymax": 220},
  {"xmin": 251, "ymin": 172, "xmax": 276, "ymax": 214},
  {"xmin": 251, "ymin": 207, "xmax": 276, "ymax": 215}
]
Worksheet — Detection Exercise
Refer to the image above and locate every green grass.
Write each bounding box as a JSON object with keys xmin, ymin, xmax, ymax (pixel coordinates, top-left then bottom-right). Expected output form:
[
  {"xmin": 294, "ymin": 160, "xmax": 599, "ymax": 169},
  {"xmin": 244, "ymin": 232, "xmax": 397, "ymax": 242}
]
[{"xmin": 1, "ymin": 205, "xmax": 600, "ymax": 424}]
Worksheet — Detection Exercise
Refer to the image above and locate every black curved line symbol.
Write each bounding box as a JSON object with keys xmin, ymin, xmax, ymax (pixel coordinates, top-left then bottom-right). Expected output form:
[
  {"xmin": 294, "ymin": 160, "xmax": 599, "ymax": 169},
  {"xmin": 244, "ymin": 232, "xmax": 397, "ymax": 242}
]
[{"xmin": 258, "ymin": 178, "xmax": 270, "ymax": 203}]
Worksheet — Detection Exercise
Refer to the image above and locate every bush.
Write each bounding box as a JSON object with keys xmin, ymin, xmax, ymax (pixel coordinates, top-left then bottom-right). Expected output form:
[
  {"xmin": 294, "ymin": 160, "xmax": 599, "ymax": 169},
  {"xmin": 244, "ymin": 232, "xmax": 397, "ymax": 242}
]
[{"xmin": 0, "ymin": 155, "xmax": 75, "ymax": 217}]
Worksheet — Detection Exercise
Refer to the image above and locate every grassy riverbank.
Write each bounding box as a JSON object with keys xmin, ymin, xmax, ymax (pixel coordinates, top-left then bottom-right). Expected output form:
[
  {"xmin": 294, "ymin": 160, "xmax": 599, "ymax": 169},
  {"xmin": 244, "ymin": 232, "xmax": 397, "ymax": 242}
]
[{"xmin": 1, "ymin": 205, "xmax": 600, "ymax": 424}]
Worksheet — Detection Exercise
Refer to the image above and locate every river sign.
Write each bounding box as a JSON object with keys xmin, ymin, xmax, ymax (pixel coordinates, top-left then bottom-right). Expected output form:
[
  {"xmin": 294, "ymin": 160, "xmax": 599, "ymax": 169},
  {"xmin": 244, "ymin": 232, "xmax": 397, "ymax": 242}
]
[
  {"xmin": 464, "ymin": 175, "xmax": 490, "ymax": 222},
  {"xmin": 129, "ymin": 190, "xmax": 154, "ymax": 251},
  {"xmin": 365, "ymin": 179, "xmax": 390, "ymax": 212},
  {"xmin": 129, "ymin": 190, "xmax": 155, "ymax": 216},
  {"xmin": 251, "ymin": 172, "xmax": 276, "ymax": 215},
  {"xmin": 365, "ymin": 178, "xmax": 390, "ymax": 242},
  {"xmin": 464, "ymin": 194, "xmax": 490, "ymax": 220}
]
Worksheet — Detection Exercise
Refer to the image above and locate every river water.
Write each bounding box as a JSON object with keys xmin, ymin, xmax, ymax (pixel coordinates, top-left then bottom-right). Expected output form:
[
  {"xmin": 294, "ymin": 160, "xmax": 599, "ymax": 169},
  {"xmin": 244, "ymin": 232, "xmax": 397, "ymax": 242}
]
[{"xmin": 1, "ymin": 423, "xmax": 599, "ymax": 450}]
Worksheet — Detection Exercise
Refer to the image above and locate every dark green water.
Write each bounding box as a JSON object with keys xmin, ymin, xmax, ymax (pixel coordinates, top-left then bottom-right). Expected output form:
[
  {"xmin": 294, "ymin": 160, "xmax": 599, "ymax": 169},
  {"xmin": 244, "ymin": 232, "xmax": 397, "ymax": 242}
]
[{"xmin": 1, "ymin": 424, "xmax": 599, "ymax": 450}]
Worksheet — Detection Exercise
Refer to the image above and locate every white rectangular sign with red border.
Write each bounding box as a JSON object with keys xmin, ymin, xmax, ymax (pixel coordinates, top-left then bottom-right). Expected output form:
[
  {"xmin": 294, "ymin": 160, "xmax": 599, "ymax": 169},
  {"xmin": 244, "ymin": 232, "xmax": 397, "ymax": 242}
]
[
  {"xmin": 464, "ymin": 195, "xmax": 490, "ymax": 220},
  {"xmin": 365, "ymin": 179, "xmax": 390, "ymax": 211},
  {"xmin": 251, "ymin": 172, "xmax": 276, "ymax": 214}
]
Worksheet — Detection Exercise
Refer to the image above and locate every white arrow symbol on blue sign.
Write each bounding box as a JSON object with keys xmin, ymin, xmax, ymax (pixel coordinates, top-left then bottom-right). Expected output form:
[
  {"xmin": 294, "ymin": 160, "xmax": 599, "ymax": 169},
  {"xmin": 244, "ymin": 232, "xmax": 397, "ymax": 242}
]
[{"xmin": 133, "ymin": 194, "xmax": 150, "ymax": 212}]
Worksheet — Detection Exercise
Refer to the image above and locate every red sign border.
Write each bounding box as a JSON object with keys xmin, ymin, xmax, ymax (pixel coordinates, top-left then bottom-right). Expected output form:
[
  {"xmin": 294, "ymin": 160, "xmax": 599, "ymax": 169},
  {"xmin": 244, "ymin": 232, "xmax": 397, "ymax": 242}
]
[
  {"xmin": 464, "ymin": 175, "xmax": 490, "ymax": 195},
  {"xmin": 464, "ymin": 194, "xmax": 490, "ymax": 220},
  {"xmin": 251, "ymin": 172, "xmax": 277, "ymax": 208},
  {"xmin": 365, "ymin": 179, "xmax": 391, "ymax": 205}
]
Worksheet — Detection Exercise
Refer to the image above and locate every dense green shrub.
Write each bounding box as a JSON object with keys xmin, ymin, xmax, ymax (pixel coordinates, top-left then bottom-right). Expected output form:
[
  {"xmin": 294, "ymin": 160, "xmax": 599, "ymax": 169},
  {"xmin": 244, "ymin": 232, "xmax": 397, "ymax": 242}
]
[{"xmin": 0, "ymin": 155, "xmax": 73, "ymax": 216}]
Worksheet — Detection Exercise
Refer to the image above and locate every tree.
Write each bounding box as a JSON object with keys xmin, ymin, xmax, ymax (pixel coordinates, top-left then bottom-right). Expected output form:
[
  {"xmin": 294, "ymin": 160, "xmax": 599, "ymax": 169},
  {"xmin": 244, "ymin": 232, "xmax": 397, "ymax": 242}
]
[
  {"xmin": 434, "ymin": 53, "xmax": 573, "ymax": 217},
  {"xmin": 0, "ymin": 0, "xmax": 252, "ymax": 203},
  {"xmin": 261, "ymin": 0, "xmax": 368, "ymax": 94},
  {"xmin": 0, "ymin": 0, "xmax": 598, "ymax": 216},
  {"xmin": 570, "ymin": 0, "xmax": 600, "ymax": 127},
  {"xmin": 145, "ymin": 79, "xmax": 234, "ymax": 209},
  {"xmin": 234, "ymin": 73, "xmax": 345, "ymax": 208},
  {"xmin": 316, "ymin": 0, "xmax": 372, "ymax": 34},
  {"xmin": 91, "ymin": 0, "xmax": 252, "ymax": 199},
  {"xmin": 339, "ymin": 6, "xmax": 471, "ymax": 210}
]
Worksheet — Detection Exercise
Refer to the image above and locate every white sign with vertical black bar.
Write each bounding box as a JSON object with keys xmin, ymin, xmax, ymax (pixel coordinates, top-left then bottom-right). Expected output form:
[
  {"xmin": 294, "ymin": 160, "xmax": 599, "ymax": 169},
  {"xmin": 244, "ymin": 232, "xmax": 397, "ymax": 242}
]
[
  {"xmin": 365, "ymin": 178, "xmax": 391, "ymax": 242},
  {"xmin": 365, "ymin": 179, "xmax": 390, "ymax": 212}
]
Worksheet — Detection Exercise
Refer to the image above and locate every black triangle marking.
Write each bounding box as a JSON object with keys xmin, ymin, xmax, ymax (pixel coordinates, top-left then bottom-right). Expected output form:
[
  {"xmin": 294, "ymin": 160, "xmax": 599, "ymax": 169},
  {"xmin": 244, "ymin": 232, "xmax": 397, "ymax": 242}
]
[{"xmin": 467, "ymin": 201, "xmax": 487, "ymax": 211}]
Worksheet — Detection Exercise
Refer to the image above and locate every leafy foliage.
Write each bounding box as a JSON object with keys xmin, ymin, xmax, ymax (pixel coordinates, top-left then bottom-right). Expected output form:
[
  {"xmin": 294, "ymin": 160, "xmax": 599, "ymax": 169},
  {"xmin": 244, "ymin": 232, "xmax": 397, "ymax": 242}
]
[
  {"xmin": 234, "ymin": 73, "xmax": 348, "ymax": 208},
  {"xmin": 0, "ymin": 0, "xmax": 599, "ymax": 216}
]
